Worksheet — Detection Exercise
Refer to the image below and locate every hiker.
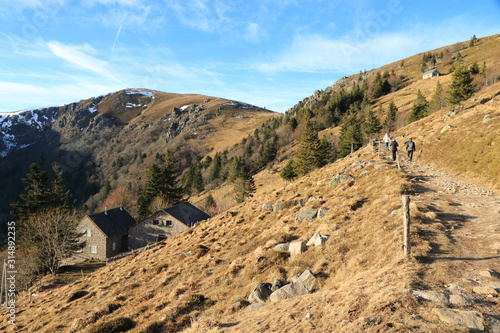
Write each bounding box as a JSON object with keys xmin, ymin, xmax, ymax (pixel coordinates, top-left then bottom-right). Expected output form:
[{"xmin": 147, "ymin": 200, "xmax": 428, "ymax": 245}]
[
  {"xmin": 383, "ymin": 133, "xmax": 391, "ymax": 150},
  {"xmin": 404, "ymin": 138, "xmax": 415, "ymax": 162},
  {"xmin": 390, "ymin": 139, "xmax": 398, "ymax": 161}
]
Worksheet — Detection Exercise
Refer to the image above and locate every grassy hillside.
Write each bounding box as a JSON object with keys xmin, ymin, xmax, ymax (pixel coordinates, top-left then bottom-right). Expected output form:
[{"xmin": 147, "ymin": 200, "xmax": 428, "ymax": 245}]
[{"xmin": 1, "ymin": 35, "xmax": 499, "ymax": 333}]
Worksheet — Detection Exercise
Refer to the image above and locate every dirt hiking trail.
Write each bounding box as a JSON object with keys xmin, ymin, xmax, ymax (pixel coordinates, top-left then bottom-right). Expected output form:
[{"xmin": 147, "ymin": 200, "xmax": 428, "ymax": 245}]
[{"xmin": 395, "ymin": 150, "xmax": 500, "ymax": 312}]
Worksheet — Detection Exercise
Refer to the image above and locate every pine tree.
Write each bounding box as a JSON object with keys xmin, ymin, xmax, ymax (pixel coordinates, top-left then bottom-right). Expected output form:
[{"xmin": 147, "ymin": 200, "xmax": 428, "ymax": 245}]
[
  {"xmin": 10, "ymin": 162, "xmax": 49, "ymax": 221},
  {"xmin": 138, "ymin": 151, "xmax": 184, "ymax": 217},
  {"xmin": 409, "ymin": 90, "xmax": 429, "ymax": 122},
  {"xmin": 231, "ymin": 161, "xmax": 256, "ymax": 203},
  {"xmin": 447, "ymin": 64, "xmax": 476, "ymax": 105},
  {"xmin": 49, "ymin": 165, "xmax": 73, "ymax": 210},
  {"xmin": 430, "ymin": 81, "xmax": 445, "ymax": 112},
  {"xmin": 385, "ymin": 101, "xmax": 397, "ymax": 131},
  {"xmin": 363, "ymin": 108, "xmax": 382, "ymax": 137},
  {"xmin": 294, "ymin": 121, "xmax": 325, "ymax": 176},
  {"xmin": 280, "ymin": 160, "xmax": 298, "ymax": 181},
  {"xmin": 338, "ymin": 113, "xmax": 363, "ymax": 158}
]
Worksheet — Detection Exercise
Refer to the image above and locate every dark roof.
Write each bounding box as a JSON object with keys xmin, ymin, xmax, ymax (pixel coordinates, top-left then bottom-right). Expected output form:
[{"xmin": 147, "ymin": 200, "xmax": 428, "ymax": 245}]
[
  {"xmin": 87, "ymin": 207, "xmax": 136, "ymax": 238},
  {"xmin": 162, "ymin": 202, "xmax": 210, "ymax": 227}
]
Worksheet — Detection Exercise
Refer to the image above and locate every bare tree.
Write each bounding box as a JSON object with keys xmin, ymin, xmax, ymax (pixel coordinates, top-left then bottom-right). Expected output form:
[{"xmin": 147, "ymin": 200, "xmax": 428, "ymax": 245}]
[{"xmin": 22, "ymin": 208, "xmax": 84, "ymax": 275}]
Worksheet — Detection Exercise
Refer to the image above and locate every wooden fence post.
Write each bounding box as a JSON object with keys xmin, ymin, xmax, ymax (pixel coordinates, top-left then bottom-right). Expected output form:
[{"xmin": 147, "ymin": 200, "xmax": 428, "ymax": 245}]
[{"xmin": 402, "ymin": 195, "xmax": 411, "ymax": 256}]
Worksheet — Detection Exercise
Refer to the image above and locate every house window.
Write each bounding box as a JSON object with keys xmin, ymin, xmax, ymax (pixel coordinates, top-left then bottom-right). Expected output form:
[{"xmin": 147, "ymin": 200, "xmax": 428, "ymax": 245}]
[
  {"xmin": 112, "ymin": 242, "xmax": 117, "ymax": 251},
  {"xmin": 157, "ymin": 234, "xmax": 168, "ymax": 241},
  {"xmin": 85, "ymin": 229, "xmax": 92, "ymax": 237},
  {"xmin": 152, "ymin": 219, "xmax": 159, "ymax": 225},
  {"xmin": 90, "ymin": 245, "xmax": 97, "ymax": 254},
  {"xmin": 166, "ymin": 220, "xmax": 173, "ymax": 227}
]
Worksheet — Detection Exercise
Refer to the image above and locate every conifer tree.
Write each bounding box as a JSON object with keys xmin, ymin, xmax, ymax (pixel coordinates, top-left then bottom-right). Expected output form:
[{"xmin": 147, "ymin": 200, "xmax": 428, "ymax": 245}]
[
  {"xmin": 447, "ymin": 64, "xmax": 476, "ymax": 105},
  {"xmin": 338, "ymin": 113, "xmax": 363, "ymax": 158},
  {"xmin": 280, "ymin": 160, "xmax": 298, "ymax": 181},
  {"xmin": 138, "ymin": 151, "xmax": 184, "ymax": 217},
  {"xmin": 294, "ymin": 121, "xmax": 325, "ymax": 176},
  {"xmin": 409, "ymin": 90, "xmax": 429, "ymax": 122},
  {"xmin": 385, "ymin": 101, "xmax": 397, "ymax": 131},
  {"xmin": 430, "ymin": 81, "xmax": 446, "ymax": 112},
  {"xmin": 363, "ymin": 108, "xmax": 382, "ymax": 136},
  {"xmin": 10, "ymin": 163, "xmax": 49, "ymax": 221}
]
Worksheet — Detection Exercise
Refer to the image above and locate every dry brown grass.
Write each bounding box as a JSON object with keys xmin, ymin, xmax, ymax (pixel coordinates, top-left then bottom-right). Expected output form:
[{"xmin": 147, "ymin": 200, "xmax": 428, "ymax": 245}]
[
  {"xmin": 3, "ymin": 35, "xmax": 499, "ymax": 333},
  {"xmin": 1, "ymin": 146, "xmax": 456, "ymax": 332}
]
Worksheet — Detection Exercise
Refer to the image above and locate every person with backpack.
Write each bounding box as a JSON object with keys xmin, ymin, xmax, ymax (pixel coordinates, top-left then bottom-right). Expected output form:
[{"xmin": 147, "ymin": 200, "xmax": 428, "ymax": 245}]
[
  {"xmin": 390, "ymin": 139, "xmax": 398, "ymax": 161},
  {"xmin": 404, "ymin": 138, "xmax": 415, "ymax": 162}
]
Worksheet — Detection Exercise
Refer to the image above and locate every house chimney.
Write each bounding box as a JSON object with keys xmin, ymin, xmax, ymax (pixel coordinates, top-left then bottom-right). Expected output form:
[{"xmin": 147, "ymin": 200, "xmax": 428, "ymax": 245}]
[
  {"xmin": 105, "ymin": 206, "xmax": 108, "ymax": 215},
  {"xmin": 119, "ymin": 202, "xmax": 123, "ymax": 211}
]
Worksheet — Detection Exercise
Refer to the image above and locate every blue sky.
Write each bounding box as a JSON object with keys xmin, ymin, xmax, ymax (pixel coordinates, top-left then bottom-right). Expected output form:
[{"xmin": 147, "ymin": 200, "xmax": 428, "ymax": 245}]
[{"xmin": 0, "ymin": 0, "xmax": 499, "ymax": 113}]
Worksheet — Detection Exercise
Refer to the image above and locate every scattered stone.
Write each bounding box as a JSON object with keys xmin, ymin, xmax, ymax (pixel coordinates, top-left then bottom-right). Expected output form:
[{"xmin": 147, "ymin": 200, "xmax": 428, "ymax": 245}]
[
  {"xmin": 271, "ymin": 279, "xmax": 286, "ymax": 291},
  {"xmin": 488, "ymin": 315, "xmax": 500, "ymax": 333},
  {"xmin": 262, "ymin": 203, "xmax": 273, "ymax": 211},
  {"xmin": 269, "ymin": 280, "xmax": 310, "ymax": 302},
  {"xmin": 449, "ymin": 294, "xmax": 473, "ymax": 306},
  {"xmin": 411, "ymin": 314, "xmax": 421, "ymax": 320},
  {"xmin": 295, "ymin": 209, "xmax": 318, "ymax": 222},
  {"xmin": 248, "ymin": 283, "xmax": 273, "ymax": 304},
  {"xmin": 231, "ymin": 300, "xmax": 250, "ymax": 311},
  {"xmin": 296, "ymin": 270, "xmax": 318, "ymax": 292},
  {"xmin": 317, "ymin": 207, "xmax": 330, "ymax": 218},
  {"xmin": 432, "ymin": 308, "xmax": 484, "ymax": 331},
  {"xmin": 412, "ymin": 290, "xmax": 449, "ymax": 303},
  {"xmin": 304, "ymin": 313, "xmax": 313, "ymax": 319},
  {"xmin": 306, "ymin": 232, "xmax": 330, "ymax": 247},
  {"xmin": 440, "ymin": 124, "xmax": 454, "ymax": 133},
  {"xmin": 473, "ymin": 285, "xmax": 498, "ymax": 295},
  {"xmin": 330, "ymin": 174, "xmax": 355, "ymax": 186},
  {"xmin": 483, "ymin": 114, "xmax": 498, "ymax": 123},
  {"xmin": 479, "ymin": 270, "xmax": 500, "ymax": 279},
  {"xmin": 244, "ymin": 303, "xmax": 265, "ymax": 312},
  {"xmin": 289, "ymin": 241, "xmax": 307, "ymax": 256},
  {"xmin": 274, "ymin": 243, "xmax": 290, "ymax": 252}
]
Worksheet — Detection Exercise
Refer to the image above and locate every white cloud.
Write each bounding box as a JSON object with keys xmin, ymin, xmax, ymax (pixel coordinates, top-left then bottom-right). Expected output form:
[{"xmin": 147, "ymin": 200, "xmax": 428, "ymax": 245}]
[
  {"xmin": 245, "ymin": 22, "xmax": 267, "ymax": 43},
  {"xmin": 47, "ymin": 41, "xmax": 122, "ymax": 82},
  {"xmin": 0, "ymin": 81, "xmax": 122, "ymax": 112}
]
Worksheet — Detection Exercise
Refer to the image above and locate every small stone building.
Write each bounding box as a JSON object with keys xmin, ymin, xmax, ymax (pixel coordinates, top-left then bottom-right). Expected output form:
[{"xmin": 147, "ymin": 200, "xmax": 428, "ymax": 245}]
[
  {"xmin": 129, "ymin": 202, "xmax": 210, "ymax": 249},
  {"xmin": 423, "ymin": 68, "xmax": 440, "ymax": 79},
  {"xmin": 75, "ymin": 207, "xmax": 136, "ymax": 261}
]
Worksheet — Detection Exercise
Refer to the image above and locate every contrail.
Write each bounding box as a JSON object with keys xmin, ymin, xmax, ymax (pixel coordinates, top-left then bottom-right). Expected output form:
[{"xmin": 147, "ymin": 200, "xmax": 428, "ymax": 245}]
[{"xmin": 110, "ymin": 24, "xmax": 123, "ymax": 58}]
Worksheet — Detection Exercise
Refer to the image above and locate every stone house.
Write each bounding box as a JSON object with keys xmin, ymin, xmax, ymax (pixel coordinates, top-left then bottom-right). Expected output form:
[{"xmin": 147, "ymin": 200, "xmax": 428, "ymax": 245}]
[
  {"xmin": 75, "ymin": 207, "xmax": 136, "ymax": 261},
  {"xmin": 423, "ymin": 68, "xmax": 440, "ymax": 79},
  {"xmin": 129, "ymin": 202, "xmax": 210, "ymax": 249}
]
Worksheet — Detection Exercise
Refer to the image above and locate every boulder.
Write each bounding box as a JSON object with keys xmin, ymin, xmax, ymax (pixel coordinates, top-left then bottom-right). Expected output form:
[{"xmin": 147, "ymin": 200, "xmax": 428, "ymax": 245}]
[
  {"xmin": 306, "ymin": 232, "xmax": 329, "ymax": 247},
  {"xmin": 269, "ymin": 281, "xmax": 310, "ymax": 302},
  {"xmin": 317, "ymin": 207, "xmax": 330, "ymax": 218},
  {"xmin": 248, "ymin": 283, "xmax": 273, "ymax": 304},
  {"xmin": 231, "ymin": 300, "xmax": 250, "ymax": 312},
  {"xmin": 473, "ymin": 285, "xmax": 498, "ymax": 295},
  {"xmin": 289, "ymin": 241, "xmax": 307, "ymax": 256},
  {"xmin": 244, "ymin": 303, "xmax": 265, "ymax": 312},
  {"xmin": 296, "ymin": 270, "xmax": 318, "ymax": 292},
  {"xmin": 271, "ymin": 279, "xmax": 286, "ymax": 291},
  {"xmin": 449, "ymin": 294, "xmax": 474, "ymax": 306},
  {"xmin": 440, "ymin": 124, "xmax": 453, "ymax": 133},
  {"xmin": 479, "ymin": 269, "xmax": 500, "ymax": 279},
  {"xmin": 262, "ymin": 203, "xmax": 274, "ymax": 211},
  {"xmin": 295, "ymin": 209, "xmax": 318, "ymax": 222},
  {"xmin": 432, "ymin": 308, "xmax": 484, "ymax": 331},
  {"xmin": 330, "ymin": 174, "xmax": 355, "ymax": 186},
  {"xmin": 273, "ymin": 243, "xmax": 290, "ymax": 252},
  {"xmin": 412, "ymin": 290, "xmax": 449, "ymax": 303}
]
